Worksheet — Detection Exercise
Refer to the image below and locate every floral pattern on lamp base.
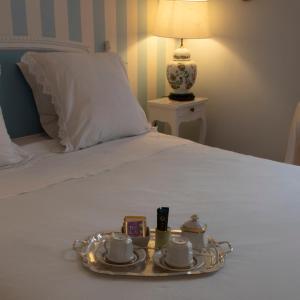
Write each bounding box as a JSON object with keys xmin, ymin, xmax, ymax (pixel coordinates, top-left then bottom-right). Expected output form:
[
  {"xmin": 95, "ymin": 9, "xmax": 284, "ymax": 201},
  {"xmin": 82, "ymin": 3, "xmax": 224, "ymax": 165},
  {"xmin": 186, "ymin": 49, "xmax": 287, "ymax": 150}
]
[{"xmin": 167, "ymin": 61, "xmax": 197, "ymax": 95}]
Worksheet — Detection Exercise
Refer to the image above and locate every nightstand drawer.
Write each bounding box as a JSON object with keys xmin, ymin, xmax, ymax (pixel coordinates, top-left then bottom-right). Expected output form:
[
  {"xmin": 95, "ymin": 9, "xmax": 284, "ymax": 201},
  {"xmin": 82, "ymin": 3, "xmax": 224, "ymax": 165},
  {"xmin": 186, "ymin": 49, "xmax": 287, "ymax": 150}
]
[{"xmin": 177, "ymin": 103, "xmax": 204, "ymax": 117}]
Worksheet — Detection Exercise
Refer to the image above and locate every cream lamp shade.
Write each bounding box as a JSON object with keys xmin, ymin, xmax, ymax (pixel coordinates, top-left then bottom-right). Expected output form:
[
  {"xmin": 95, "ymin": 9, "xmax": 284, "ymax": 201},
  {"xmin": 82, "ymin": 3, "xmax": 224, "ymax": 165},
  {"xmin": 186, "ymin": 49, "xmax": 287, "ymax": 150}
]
[
  {"xmin": 153, "ymin": 0, "xmax": 210, "ymax": 39},
  {"xmin": 153, "ymin": 0, "xmax": 210, "ymax": 101}
]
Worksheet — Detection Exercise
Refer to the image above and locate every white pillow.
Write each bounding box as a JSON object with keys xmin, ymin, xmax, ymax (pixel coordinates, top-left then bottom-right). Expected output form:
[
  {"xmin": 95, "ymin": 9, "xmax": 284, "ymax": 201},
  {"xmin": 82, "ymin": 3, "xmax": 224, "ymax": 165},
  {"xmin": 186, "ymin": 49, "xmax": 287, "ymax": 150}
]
[
  {"xmin": 0, "ymin": 108, "xmax": 31, "ymax": 168},
  {"xmin": 21, "ymin": 52, "xmax": 150, "ymax": 151},
  {"xmin": 18, "ymin": 62, "xmax": 59, "ymax": 139}
]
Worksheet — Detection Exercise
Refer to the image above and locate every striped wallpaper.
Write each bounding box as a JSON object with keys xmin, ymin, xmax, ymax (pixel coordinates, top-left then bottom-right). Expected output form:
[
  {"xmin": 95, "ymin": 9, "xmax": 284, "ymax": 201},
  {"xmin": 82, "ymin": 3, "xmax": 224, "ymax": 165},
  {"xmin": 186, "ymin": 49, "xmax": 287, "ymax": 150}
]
[{"xmin": 0, "ymin": 0, "xmax": 177, "ymax": 109}]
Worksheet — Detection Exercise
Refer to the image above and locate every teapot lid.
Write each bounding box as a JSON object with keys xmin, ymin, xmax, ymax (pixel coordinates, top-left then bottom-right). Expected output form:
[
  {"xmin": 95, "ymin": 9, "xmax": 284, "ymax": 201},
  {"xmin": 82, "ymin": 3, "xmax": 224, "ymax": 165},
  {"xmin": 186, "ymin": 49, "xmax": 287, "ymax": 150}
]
[{"xmin": 181, "ymin": 215, "xmax": 207, "ymax": 233}]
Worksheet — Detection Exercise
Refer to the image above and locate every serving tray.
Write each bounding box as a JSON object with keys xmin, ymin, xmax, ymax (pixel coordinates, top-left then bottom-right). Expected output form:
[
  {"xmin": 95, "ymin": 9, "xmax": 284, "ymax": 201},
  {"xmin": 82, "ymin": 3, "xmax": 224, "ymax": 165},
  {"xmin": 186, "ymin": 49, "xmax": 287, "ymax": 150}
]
[{"xmin": 73, "ymin": 229, "xmax": 232, "ymax": 278}]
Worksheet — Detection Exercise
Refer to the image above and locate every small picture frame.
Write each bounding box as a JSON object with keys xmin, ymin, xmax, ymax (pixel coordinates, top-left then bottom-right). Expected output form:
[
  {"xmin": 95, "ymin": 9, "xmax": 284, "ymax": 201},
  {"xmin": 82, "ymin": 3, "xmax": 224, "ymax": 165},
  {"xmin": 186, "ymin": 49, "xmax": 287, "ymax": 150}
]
[{"xmin": 123, "ymin": 216, "xmax": 147, "ymax": 237}]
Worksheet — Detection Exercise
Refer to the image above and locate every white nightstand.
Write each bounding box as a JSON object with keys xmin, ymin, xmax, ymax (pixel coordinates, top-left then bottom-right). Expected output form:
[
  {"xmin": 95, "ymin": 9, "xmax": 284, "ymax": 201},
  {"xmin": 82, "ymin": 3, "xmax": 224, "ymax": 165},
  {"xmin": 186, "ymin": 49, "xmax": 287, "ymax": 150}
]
[{"xmin": 147, "ymin": 97, "xmax": 208, "ymax": 143}]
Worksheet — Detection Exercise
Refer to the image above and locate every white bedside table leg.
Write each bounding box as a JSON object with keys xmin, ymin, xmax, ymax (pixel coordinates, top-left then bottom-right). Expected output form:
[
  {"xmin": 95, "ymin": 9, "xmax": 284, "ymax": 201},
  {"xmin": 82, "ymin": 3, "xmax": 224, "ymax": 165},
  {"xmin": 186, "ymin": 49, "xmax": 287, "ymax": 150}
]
[{"xmin": 169, "ymin": 120, "xmax": 180, "ymax": 137}]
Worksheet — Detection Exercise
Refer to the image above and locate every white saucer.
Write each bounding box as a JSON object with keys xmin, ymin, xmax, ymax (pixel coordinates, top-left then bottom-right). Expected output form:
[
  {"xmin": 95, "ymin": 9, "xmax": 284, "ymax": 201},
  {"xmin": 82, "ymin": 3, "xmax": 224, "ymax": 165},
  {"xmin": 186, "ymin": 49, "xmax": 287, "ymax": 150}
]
[
  {"xmin": 153, "ymin": 250, "xmax": 204, "ymax": 272},
  {"xmin": 95, "ymin": 247, "xmax": 146, "ymax": 268}
]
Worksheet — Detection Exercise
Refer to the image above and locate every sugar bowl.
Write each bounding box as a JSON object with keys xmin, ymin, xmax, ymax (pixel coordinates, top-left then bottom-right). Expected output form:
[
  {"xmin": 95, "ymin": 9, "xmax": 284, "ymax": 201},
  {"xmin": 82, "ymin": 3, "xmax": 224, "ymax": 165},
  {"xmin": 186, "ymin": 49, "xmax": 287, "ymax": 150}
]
[{"xmin": 181, "ymin": 214, "xmax": 207, "ymax": 251}]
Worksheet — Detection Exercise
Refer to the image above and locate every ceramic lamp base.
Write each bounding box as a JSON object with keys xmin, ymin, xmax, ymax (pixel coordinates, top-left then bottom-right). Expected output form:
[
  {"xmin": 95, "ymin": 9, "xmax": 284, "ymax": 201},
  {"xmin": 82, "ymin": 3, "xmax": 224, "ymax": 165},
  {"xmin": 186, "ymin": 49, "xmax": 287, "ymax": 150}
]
[
  {"xmin": 169, "ymin": 93, "xmax": 195, "ymax": 101},
  {"xmin": 167, "ymin": 45, "xmax": 197, "ymax": 101}
]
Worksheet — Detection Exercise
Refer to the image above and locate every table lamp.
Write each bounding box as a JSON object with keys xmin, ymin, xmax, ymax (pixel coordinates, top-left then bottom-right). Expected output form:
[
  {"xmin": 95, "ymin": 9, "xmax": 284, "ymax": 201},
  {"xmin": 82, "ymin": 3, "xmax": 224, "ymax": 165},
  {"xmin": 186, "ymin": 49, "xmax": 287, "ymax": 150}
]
[{"xmin": 153, "ymin": 0, "xmax": 210, "ymax": 101}]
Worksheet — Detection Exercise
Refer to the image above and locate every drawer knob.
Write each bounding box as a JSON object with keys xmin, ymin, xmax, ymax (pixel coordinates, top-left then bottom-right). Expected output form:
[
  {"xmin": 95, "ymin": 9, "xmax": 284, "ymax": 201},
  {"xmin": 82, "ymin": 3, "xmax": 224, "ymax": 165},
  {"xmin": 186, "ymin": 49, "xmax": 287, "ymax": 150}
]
[{"xmin": 190, "ymin": 107, "xmax": 195, "ymax": 112}]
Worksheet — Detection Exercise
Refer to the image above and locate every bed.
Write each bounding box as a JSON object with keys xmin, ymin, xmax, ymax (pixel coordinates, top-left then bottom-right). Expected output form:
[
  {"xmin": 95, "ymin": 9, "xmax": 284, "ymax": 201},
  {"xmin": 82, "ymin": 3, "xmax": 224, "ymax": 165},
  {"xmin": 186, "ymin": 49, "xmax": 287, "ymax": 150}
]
[{"xmin": 1, "ymin": 40, "xmax": 300, "ymax": 300}]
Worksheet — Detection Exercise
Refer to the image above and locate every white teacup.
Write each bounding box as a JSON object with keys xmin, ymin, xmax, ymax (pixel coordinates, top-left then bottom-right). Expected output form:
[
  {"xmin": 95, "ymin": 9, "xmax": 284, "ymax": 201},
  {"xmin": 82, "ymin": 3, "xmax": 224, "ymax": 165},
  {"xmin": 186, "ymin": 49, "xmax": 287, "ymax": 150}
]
[
  {"xmin": 104, "ymin": 232, "xmax": 134, "ymax": 264},
  {"xmin": 163, "ymin": 236, "xmax": 194, "ymax": 268}
]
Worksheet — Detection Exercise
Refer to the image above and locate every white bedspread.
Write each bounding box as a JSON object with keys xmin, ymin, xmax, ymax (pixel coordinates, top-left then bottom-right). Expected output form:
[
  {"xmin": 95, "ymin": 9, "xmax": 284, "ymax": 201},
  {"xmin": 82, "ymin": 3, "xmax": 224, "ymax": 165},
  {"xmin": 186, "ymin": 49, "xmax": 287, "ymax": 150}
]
[{"xmin": 0, "ymin": 132, "xmax": 300, "ymax": 300}]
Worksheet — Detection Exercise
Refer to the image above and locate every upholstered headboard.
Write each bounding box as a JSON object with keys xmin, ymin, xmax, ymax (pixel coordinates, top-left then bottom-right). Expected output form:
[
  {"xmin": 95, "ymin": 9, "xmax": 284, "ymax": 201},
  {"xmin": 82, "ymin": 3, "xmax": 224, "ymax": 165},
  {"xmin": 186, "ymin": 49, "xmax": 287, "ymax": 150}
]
[{"xmin": 0, "ymin": 37, "xmax": 89, "ymax": 138}]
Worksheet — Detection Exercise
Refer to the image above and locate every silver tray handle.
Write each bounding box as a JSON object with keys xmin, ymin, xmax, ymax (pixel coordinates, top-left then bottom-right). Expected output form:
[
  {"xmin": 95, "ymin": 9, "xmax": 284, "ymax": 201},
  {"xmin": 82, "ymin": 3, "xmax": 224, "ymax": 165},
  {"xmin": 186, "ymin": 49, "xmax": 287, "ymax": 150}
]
[
  {"xmin": 73, "ymin": 232, "xmax": 105, "ymax": 256},
  {"xmin": 218, "ymin": 241, "xmax": 233, "ymax": 255},
  {"xmin": 73, "ymin": 240, "xmax": 88, "ymax": 256}
]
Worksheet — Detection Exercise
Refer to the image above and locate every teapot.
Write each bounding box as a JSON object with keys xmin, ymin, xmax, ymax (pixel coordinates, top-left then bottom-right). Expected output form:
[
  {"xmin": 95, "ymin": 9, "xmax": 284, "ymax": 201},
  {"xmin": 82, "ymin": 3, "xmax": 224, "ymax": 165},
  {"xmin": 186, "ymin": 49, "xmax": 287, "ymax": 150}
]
[{"xmin": 181, "ymin": 214, "xmax": 207, "ymax": 251}]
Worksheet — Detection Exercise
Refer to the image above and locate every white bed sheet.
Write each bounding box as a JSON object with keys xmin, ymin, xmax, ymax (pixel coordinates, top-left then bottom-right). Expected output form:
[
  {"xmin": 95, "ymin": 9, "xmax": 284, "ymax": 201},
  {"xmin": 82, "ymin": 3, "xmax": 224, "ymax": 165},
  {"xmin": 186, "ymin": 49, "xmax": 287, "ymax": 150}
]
[{"xmin": 0, "ymin": 132, "xmax": 300, "ymax": 300}]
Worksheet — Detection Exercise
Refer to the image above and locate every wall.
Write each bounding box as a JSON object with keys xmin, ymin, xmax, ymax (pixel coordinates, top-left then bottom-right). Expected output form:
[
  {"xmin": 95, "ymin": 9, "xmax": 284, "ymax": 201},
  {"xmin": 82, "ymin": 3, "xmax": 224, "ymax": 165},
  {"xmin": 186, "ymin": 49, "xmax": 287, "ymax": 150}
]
[
  {"xmin": 0, "ymin": 0, "xmax": 173, "ymax": 111},
  {"xmin": 187, "ymin": 0, "xmax": 300, "ymax": 161}
]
